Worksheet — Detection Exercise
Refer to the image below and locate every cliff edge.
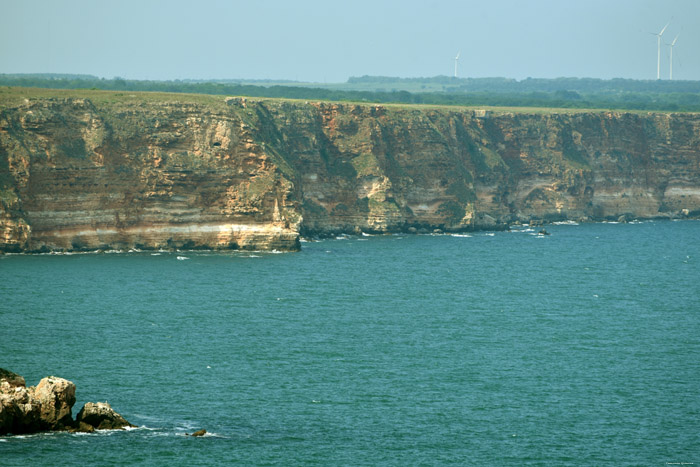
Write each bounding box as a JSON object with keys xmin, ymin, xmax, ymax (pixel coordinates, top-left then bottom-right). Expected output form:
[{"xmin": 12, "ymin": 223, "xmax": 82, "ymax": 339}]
[{"xmin": 1, "ymin": 89, "xmax": 699, "ymax": 252}]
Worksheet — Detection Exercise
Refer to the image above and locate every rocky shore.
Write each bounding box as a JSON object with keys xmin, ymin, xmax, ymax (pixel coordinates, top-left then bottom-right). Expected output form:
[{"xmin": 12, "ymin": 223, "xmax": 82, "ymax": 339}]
[
  {"xmin": 1, "ymin": 90, "xmax": 699, "ymax": 252},
  {"xmin": 0, "ymin": 368, "xmax": 134, "ymax": 435}
]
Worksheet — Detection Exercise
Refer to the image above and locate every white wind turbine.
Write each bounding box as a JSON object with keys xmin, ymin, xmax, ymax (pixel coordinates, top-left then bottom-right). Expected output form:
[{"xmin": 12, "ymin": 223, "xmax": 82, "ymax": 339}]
[
  {"xmin": 669, "ymin": 34, "xmax": 679, "ymax": 80},
  {"xmin": 651, "ymin": 22, "xmax": 669, "ymax": 80},
  {"xmin": 454, "ymin": 51, "xmax": 460, "ymax": 78}
]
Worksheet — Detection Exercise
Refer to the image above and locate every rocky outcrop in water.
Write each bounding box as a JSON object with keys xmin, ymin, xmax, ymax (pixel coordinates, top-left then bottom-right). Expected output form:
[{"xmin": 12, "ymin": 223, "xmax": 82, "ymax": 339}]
[
  {"xmin": 0, "ymin": 369, "xmax": 134, "ymax": 435},
  {"xmin": 76, "ymin": 402, "xmax": 134, "ymax": 430},
  {"xmin": 1, "ymin": 89, "xmax": 699, "ymax": 252}
]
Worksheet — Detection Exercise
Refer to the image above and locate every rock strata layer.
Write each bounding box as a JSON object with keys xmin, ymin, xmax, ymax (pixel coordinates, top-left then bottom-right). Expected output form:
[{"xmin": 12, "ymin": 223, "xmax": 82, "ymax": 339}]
[
  {"xmin": 1, "ymin": 90, "xmax": 699, "ymax": 252},
  {"xmin": 0, "ymin": 368, "xmax": 133, "ymax": 435}
]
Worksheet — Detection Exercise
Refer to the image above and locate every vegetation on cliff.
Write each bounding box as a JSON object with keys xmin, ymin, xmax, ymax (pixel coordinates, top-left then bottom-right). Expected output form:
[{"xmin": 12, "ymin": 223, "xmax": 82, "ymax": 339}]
[
  {"xmin": 3, "ymin": 74, "xmax": 700, "ymax": 112},
  {"xmin": 1, "ymin": 87, "xmax": 699, "ymax": 252}
]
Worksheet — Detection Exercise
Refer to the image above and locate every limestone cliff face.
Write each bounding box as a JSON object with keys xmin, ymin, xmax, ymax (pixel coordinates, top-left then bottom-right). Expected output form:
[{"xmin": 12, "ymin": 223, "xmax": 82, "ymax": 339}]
[
  {"xmin": 1, "ymin": 90, "xmax": 699, "ymax": 252},
  {"xmin": 0, "ymin": 94, "xmax": 301, "ymax": 252}
]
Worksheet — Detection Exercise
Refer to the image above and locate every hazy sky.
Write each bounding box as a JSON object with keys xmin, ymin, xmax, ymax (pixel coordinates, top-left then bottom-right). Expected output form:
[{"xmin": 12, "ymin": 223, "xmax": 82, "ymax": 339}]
[{"xmin": 2, "ymin": 0, "xmax": 698, "ymax": 82}]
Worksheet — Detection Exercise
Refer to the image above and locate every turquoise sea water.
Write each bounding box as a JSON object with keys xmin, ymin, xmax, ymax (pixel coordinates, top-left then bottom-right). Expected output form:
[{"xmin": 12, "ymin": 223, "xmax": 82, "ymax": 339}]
[{"xmin": 1, "ymin": 221, "xmax": 699, "ymax": 465}]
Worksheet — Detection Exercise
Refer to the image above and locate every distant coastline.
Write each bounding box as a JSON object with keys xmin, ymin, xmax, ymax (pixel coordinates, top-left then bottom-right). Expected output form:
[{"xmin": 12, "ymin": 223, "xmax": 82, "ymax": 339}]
[{"xmin": 1, "ymin": 88, "xmax": 699, "ymax": 253}]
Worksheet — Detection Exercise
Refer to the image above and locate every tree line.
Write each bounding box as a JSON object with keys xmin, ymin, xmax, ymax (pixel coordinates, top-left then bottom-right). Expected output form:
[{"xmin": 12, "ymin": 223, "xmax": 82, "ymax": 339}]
[{"xmin": 2, "ymin": 74, "xmax": 700, "ymax": 112}]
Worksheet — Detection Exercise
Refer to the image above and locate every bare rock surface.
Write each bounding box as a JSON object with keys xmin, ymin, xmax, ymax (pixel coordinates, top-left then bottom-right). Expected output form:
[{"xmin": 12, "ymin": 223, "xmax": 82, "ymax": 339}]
[
  {"xmin": 2, "ymin": 91, "xmax": 699, "ymax": 253},
  {"xmin": 1, "ymin": 381, "xmax": 40, "ymax": 434},
  {"xmin": 76, "ymin": 402, "xmax": 135, "ymax": 430},
  {"xmin": 32, "ymin": 376, "xmax": 76, "ymax": 430},
  {"xmin": 0, "ymin": 369, "xmax": 134, "ymax": 435},
  {"xmin": 0, "ymin": 369, "xmax": 26, "ymax": 388}
]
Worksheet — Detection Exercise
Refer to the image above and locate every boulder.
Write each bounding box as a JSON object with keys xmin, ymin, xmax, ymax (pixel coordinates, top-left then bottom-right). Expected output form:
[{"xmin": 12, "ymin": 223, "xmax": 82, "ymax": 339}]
[
  {"xmin": 76, "ymin": 402, "xmax": 134, "ymax": 430},
  {"xmin": 69, "ymin": 421, "xmax": 95, "ymax": 433},
  {"xmin": 1, "ymin": 379, "xmax": 41, "ymax": 434},
  {"xmin": 0, "ymin": 369, "xmax": 133, "ymax": 435},
  {"xmin": 32, "ymin": 376, "xmax": 76, "ymax": 430},
  {"xmin": 190, "ymin": 429, "xmax": 207, "ymax": 437}
]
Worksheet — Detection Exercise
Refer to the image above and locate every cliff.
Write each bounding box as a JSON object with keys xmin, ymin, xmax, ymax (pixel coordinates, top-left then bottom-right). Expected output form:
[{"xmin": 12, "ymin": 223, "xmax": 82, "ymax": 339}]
[{"xmin": 1, "ymin": 88, "xmax": 699, "ymax": 252}]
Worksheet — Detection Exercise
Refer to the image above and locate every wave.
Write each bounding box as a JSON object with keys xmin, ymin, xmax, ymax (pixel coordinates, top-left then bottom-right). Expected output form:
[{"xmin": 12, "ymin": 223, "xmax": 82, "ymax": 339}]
[
  {"xmin": 552, "ymin": 220, "xmax": 579, "ymax": 225},
  {"xmin": 176, "ymin": 256, "xmax": 189, "ymax": 260}
]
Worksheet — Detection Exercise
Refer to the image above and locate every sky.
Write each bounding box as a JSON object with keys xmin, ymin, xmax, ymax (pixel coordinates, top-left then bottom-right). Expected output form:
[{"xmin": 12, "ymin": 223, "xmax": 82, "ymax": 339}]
[{"xmin": 1, "ymin": 0, "xmax": 699, "ymax": 82}]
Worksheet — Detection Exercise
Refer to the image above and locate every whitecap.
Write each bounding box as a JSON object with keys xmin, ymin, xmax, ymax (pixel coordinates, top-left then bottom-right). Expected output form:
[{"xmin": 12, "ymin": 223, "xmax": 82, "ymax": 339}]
[
  {"xmin": 176, "ymin": 256, "xmax": 189, "ymax": 260},
  {"xmin": 484, "ymin": 233, "xmax": 495, "ymax": 236},
  {"xmin": 451, "ymin": 233, "xmax": 472, "ymax": 238},
  {"xmin": 177, "ymin": 421, "xmax": 200, "ymax": 431},
  {"xmin": 552, "ymin": 220, "xmax": 579, "ymax": 225},
  {"xmin": 128, "ymin": 425, "xmax": 158, "ymax": 431},
  {"xmin": 361, "ymin": 232, "xmax": 373, "ymax": 237},
  {"xmin": 150, "ymin": 253, "xmax": 161, "ymax": 256},
  {"xmin": 194, "ymin": 431, "xmax": 225, "ymax": 438}
]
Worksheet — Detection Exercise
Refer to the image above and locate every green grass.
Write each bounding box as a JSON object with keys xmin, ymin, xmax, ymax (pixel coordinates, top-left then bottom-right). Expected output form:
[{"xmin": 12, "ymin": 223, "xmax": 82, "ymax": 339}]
[
  {"xmin": 351, "ymin": 153, "xmax": 381, "ymax": 177},
  {"xmin": 0, "ymin": 87, "xmax": 686, "ymax": 117},
  {"xmin": 0, "ymin": 86, "xmax": 231, "ymax": 109}
]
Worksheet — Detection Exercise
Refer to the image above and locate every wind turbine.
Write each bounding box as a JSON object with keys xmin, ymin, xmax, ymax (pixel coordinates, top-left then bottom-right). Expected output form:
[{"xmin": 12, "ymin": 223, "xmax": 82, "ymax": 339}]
[
  {"xmin": 669, "ymin": 34, "xmax": 679, "ymax": 80},
  {"xmin": 651, "ymin": 22, "xmax": 669, "ymax": 80},
  {"xmin": 454, "ymin": 51, "xmax": 460, "ymax": 78}
]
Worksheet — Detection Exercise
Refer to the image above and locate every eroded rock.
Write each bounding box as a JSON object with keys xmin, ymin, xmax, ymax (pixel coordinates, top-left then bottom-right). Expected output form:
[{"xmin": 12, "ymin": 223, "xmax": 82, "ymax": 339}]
[
  {"xmin": 32, "ymin": 376, "xmax": 76, "ymax": 430},
  {"xmin": 0, "ymin": 369, "xmax": 26, "ymax": 388},
  {"xmin": 1, "ymin": 370, "xmax": 41, "ymax": 434},
  {"xmin": 76, "ymin": 402, "xmax": 135, "ymax": 430},
  {"xmin": 0, "ymin": 369, "xmax": 134, "ymax": 435},
  {"xmin": 70, "ymin": 421, "xmax": 96, "ymax": 433},
  {"xmin": 2, "ymin": 93, "xmax": 700, "ymax": 253}
]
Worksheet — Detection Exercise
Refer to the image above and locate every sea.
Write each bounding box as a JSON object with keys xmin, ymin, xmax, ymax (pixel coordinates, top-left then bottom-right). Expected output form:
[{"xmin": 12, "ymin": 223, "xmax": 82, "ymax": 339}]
[{"xmin": 1, "ymin": 220, "xmax": 699, "ymax": 466}]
